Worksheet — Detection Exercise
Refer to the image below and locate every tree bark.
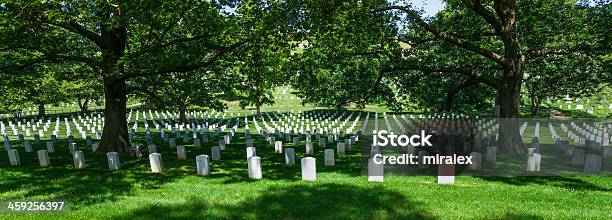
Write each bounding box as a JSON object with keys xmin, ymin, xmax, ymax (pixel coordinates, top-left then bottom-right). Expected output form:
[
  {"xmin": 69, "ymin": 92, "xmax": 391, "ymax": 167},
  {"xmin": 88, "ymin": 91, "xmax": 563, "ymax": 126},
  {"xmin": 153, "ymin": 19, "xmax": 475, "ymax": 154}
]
[
  {"xmin": 97, "ymin": 77, "xmax": 130, "ymax": 154},
  {"xmin": 178, "ymin": 101, "xmax": 187, "ymax": 123},
  {"xmin": 37, "ymin": 103, "xmax": 45, "ymax": 118},
  {"xmin": 530, "ymin": 96, "xmax": 542, "ymax": 117},
  {"xmin": 497, "ymin": 73, "xmax": 526, "ymax": 154},
  {"xmin": 256, "ymin": 103, "xmax": 261, "ymax": 120},
  {"xmin": 78, "ymin": 98, "xmax": 90, "ymax": 114}
]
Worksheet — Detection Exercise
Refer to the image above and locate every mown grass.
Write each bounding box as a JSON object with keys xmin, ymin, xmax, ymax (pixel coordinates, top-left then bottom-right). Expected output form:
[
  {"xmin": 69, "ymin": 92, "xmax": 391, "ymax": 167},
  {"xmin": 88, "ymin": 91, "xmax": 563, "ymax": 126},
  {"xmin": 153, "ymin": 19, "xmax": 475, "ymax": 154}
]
[{"xmin": 1, "ymin": 110, "xmax": 611, "ymax": 219}]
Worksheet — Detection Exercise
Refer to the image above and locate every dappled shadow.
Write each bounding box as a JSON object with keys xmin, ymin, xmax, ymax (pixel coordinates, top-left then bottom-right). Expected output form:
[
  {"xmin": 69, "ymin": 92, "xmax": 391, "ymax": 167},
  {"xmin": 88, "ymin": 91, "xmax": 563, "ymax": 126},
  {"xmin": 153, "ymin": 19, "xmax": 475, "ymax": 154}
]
[
  {"xmin": 487, "ymin": 212, "xmax": 544, "ymax": 220},
  {"xmin": 474, "ymin": 176, "xmax": 611, "ymax": 192},
  {"xmin": 112, "ymin": 183, "xmax": 434, "ymax": 219},
  {"xmin": 0, "ymin": 115, "xmax": 368, "ymax": 207}
]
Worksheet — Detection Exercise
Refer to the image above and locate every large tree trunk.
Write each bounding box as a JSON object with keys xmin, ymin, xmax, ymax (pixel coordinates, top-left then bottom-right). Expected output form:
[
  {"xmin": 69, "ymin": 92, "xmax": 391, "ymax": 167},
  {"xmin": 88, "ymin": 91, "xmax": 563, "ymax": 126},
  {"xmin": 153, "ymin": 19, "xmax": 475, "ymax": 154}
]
[
  {"xmin": 37, "ymin": 103, "xmax": 45, "ymax": 118},
  {"xmin": 178, "ymin": 102, "xmax": 187, "ymax": 123},
  {"xmin": 497, "ymin": 73, "xmax": 526, "ymax": 154},
  {"xmin": 256, "ymin": 104, "xmax": 262, "ymax": 120},
  {"xmin": 444, "ymin": 93, "xmax": 453, "ymax": 112},
  {"xmin": 530, "ymin": 96, "xmax": 542, "ymax": 117},
  {"xmin": 78, "ymin": 98, "xmax": 90, "ymax": 114},
  {"xmin": 97, "ymin": 77, "xmax": 130, "ymax": 154}
]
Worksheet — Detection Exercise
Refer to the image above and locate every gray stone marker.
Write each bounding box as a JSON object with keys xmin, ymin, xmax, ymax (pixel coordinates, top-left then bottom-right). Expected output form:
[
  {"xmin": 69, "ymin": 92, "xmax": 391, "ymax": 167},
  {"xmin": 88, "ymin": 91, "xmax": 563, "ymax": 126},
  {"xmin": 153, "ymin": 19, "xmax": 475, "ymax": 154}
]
[
  {"xmin": 301, "ymin": 157, "xmax": 316, "ymax": 181},
  {"xmin": 69, "ymin": 143, "xmax": 77, "ymax": 154},
  {"xmin": 169, "ymin": 138, "xmax": 177, "ymax": 148},
  {"xmin": 418, "ymin": 151, "xmax": 429, "ymax": 169},
  {"xmin": 4, "ymin": 139, "xmax": 11, "ymax": 151},
  {"xmin": 149, "ymin": 153, "xmax": 163, "ymax": 173},
  {"xmin": 224, "ymin": 134, "xmax": 231, "ymax": 145},
  {"xmin": 368, "ymin": 158, "xmax": 384, "ymax": 182},
  {"xmin": 584, "ymin": 154, "xmax": 602, "ymax": 174},
  {"xmin": 47, "ymin": 141, "xmax": 55, "ymax": 153},
  {"xmin": 148, "ymin": 144, "xmax": 157, "ymax": 154},
  {"xmin": 526, "ymin": 153, "xmax": 541, "ymax": 172},
  {"xmin": 24, "ymin": 141, "xmax": 33, "ymax": 153},
  {"xmin": 565, "ymin": 145, "xmax": 575, "ymax": 156},
  {"xmin": 177, "ymin": 145, "xmax": 187, "ymax": 160},
  {"xmin": 211, "ymin": 146, "xmax": 221, "ymax": 160},
  {"xmin": 8, "ymin": 149, "xmax": 20, "ymax": 166},
  {"xmin": 38, "ymin": 150, "xmax": 50, "ymax": 167},
  {"xmin": 202, "ymin": 135, "xmax": 209, "ymax": 144},
  {"xmin": 275, "ymin": 141, "xmax": 283, "ymax": 153},
  {"xmin": 218, "ymin": 139, "xmax": 226, "ymax": 150},
  {"xmin": 248, "ymin": 156, "xmax": 262, "ymax": 179},
  {"xmin": 73, "ymin": 150, "xmax": 86, "ymax": 169},
  {"xmin": 285, "ymin": 148, "xmax": 295, "ymax": 165},
  {"xmin": 305, "ymin": 141, "xmax": 314, "ymax": 155},
  {"xmin": 571, "ymin": 149, "xmax": 585, "ymax": 165},
  {"xmin": 194, "ymin": 138, "xmax": 201, "ymax": 149},
  {"xmin": 92, "ymin": 143, "xmax": 99, "ymax": 152},
  {"xmin": 469, "ymin": 152, "xmax": 482, "ymax": 171},
  {"xmin": 293, "ymin": 137, "xmax": 300, "ymax": 146},
  {"xmin": 107, "ymin": 152, "xmax": 120, "ymax": 170},
  {"xmin": 486, "ymin": 146, "xmax": 496, "ymax": 162},
  {"xmin": 319, "ymin": 138, "xmax": 326, "ymax": 148},
  {"xmin": 246, "ymin": 147, "xmax": 256, "ymax": 159},
  {"xmin": 324, "ymin": 149, "xmax": 335, "ymax": 166},
  {"xmin": 336, "ymin": 142, "xmax": 345, "ymax": 155},
  {"xmin": 196, "ymin": 154, "xmax": 210, "ymax": 176}
]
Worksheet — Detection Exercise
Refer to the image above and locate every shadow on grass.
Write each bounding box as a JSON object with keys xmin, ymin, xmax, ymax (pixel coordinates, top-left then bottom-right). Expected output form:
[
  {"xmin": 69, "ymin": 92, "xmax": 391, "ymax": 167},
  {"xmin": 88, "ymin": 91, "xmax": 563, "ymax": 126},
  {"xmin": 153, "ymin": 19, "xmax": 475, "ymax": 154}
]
[
  {"xmin": 491, "ymin": 212, "xmax": 544, "ymax": 220},
  {"xmin": 474, "ymin": 176, "xmax": 611, "ymax": 192},
  {"xmin": 113, "ymin": 183, "xmax": 434, "ymax": 219},
  {"xmin": 0, "ymin": 114, "xmax": 366, "ymax": 207}
]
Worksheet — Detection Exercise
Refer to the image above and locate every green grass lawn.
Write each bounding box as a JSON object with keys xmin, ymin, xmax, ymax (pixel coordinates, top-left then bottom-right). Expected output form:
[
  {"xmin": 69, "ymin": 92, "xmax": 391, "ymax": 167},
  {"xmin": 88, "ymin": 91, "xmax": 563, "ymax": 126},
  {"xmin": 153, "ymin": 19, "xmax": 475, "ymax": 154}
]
[{"xmin": 1, "ymin": 88, "xmax": 611, "ymax": 219}]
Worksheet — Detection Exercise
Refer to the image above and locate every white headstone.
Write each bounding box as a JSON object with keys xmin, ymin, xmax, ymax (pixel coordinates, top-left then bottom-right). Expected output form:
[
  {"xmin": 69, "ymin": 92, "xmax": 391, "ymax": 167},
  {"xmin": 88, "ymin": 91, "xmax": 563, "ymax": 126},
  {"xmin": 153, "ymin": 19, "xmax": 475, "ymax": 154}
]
[
  {"xmin": 196, "ymin": 154, "xmax": 210, "ymax": 176},
  {"xmin": 107, "ymin": 152, "xmax": 120, "ymax": 170},
  {"xmin": 526, "ymin": 153, "xmax": 541, "ymax": 172},
  {"xmin": 248, "ymin": 156, "xmax": 262, "ymax": 179},
  {"xmin": 246, "ymin": 147, "xmax": 256, "ymax": 159},
  {"xmin": 149, "ymin": 153, "xmax": 163, "ymax": 173},
  {"xmin": 275, "ymin": 141, "xmax": 283, "ymax": 153},
  {"xmin": 285, "ymin": 148, "xmax": 295, "ymax": 165},
  {"xmin": 8, "ymin": 149, "xmax": 20, "ymax": 166},
  {"xmin": 211, "ymin": 146, "xmax": 221, "ymax": 160},
  {"xmin": 177, "ymin": 145, "xmax": 186, "ymax": 160},
  {"xmin": 73, "ymin": 150, "xmax": 86, "ymax": 169},
  {"xmin": 301, "ymin": 157, "xmax": 316, "ymax": 181},
  {"xmin": 324, "ymin": 149, "xmax": 335, "ymax": 166},
  {"xmin": 37, "ymin": 150, "xmax": 50, "ymax": 167}
]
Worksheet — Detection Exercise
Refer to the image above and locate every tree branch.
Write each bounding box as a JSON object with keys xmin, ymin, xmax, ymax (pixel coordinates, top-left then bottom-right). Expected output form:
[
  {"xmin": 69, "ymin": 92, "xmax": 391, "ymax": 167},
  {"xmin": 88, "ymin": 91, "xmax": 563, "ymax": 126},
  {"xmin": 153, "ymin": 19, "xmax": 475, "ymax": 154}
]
[
  {"xmin": 524, "ymin": 44, "xmax": 599, "ymax": 60},
  {"xmin": 0, "ymin": 54, "xmax": 100, "ymax": 72},
  {"xmin": 129, "ymin": 34, "xmax": 223, "ymax": 58},
  {"xmin": 46, "ymin": 20, "xmax": 106, "ymax": 49},
  {"xmin": 371, "ymin": 5, "xmax": 505, "ymax": 65},
  {"xmin": 121, "ymin": 35, "xmax": 255, "ymax": 81},
  {"xmin": 462, "ymin": 0, "xmax": 501, "ymax": 33}
]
